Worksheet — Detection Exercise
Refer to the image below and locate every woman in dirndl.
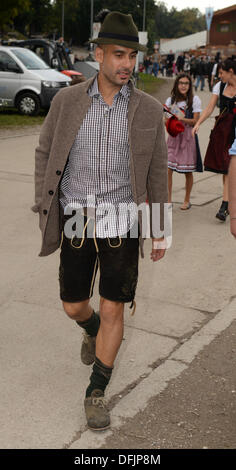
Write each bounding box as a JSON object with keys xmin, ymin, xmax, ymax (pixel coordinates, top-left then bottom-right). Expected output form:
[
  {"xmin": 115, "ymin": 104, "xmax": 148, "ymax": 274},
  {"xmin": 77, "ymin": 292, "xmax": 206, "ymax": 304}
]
[
  {"xmin": 193, "ymin": 59, "xmax": 236, "ymax": 221},
  {"xmin": 165, "ymin": 73, "xmax": 202, "ymax": 209}
]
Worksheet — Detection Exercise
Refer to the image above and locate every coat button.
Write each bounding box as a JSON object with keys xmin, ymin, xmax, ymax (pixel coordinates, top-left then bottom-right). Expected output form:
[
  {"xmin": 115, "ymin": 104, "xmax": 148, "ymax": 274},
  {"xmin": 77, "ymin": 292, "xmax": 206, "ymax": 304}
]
[
  {"xmin": 56, "ymin": 170, "xmax": 61, "ymax": 175},
  {"xmin": 48, "ymin": 190, "xmax": 54, "ymax": 195},
  {"xmin": 43, "ymin": 209, "xmax": 48, "ymax": 215}
]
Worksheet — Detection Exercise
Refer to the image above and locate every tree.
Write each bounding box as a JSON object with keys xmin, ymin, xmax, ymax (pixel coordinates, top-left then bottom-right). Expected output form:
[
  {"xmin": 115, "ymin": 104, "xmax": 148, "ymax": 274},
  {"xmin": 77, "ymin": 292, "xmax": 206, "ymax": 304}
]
[
  {"xmin": 155, "ymin": 2, "xmax": 172, "ymax": 39},
  {"xmin": 154, "ymin": 2, "xmax": 205, "ymax": 40},
  {"xmin": 0, "ymin": 0, "xmax": 30, "ymax": 36},
  {"xmin": 175, "ymin": 8, "xmax": 205, "ymax": 38},
  {"xmin": 57, "ymin": 0, "xmax": 154, "ymax": 47},
  {"xmin": 13, "ymin": 0, "xmax": 54, "ymax": 37},
  {"xmin": 49, "ymin": 0, "xmax": 80, "ymax": 41},
  {"xmin": 6, "ymin": 1, "xmax": 206, "ymax": 48}
]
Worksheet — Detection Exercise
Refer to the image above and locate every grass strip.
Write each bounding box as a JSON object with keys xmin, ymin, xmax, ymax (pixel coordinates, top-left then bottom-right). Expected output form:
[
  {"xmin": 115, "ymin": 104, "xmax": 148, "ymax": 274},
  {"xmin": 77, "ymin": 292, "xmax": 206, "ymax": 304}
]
[{"xmin": 0, "ymin": 108, "xmax": 46, "ymax": 127}]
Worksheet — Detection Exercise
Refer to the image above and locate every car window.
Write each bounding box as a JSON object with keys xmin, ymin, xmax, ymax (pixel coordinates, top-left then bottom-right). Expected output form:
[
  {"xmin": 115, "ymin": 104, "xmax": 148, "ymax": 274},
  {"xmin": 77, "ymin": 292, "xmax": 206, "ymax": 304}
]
[
  {"xmin": 0, "ymin": 51, "xmax": 18, "ymax": 71},
  {"xmin": 11, "ymin": 48, "xmax": 50, "ymax": 70},
  {"xmin": 34, "ymin": 47, "xmax": 47, "ymax": 62}
]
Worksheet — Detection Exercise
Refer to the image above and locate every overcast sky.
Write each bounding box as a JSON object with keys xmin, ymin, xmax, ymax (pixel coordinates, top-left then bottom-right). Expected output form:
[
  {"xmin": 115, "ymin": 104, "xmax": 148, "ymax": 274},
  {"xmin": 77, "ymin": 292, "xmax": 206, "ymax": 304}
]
[{"xmin": 158, "ymin": 1, "xmax": 235, "ymax": 14}]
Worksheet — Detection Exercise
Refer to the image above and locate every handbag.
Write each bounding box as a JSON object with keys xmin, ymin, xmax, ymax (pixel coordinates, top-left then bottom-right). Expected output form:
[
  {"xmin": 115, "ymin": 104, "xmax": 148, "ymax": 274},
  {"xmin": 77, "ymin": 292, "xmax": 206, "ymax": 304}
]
[{"xmin": 163, "ymin": 104, "xmax": 185, "ymax": 137}]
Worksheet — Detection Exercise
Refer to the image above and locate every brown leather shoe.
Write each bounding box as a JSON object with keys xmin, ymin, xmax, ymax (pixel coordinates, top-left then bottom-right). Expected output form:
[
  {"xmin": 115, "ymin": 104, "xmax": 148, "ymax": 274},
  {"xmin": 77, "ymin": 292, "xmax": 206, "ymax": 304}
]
[
  {"xmin": 84, "ymin": 389, "xmax": 110, "ymax": 431},
  {"xmin": 81, "ymin": 331, "xmax": 96, "ymax": 365}
]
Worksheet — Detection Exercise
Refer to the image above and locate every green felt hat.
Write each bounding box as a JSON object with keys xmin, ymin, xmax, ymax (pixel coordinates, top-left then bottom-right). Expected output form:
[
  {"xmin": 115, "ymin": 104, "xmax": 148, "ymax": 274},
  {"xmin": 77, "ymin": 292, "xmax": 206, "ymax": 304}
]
[{"xmin": 90, "ymin": 11, "xmax": 147, "ymax": 52}]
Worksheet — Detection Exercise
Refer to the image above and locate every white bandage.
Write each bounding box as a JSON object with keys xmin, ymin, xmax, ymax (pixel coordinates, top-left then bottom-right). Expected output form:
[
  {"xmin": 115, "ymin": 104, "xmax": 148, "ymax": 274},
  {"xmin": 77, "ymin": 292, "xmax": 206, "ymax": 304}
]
[{"xmin": 153, "ymin": 240, "xmax": 167, "ymax": 250}]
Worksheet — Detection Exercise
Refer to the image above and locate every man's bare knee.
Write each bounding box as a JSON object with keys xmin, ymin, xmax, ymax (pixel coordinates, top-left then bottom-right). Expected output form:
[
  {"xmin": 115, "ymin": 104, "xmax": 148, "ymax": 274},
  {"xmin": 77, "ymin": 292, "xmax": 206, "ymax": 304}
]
[
  {"xmin": 62, "ymin": 299, "xmax": 91, "ymax": 321},
  {"xmin": 100, "ymin": 298, "xmax": 124, "ymax": 323}
]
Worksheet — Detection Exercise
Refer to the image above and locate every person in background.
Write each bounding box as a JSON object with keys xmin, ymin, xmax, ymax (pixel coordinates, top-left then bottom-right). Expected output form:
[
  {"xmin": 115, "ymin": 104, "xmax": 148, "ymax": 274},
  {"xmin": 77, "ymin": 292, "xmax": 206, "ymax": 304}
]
[
  {"xmin": 139, "ymin": 62, "xmax": 145, "ymax": 73},
  {"xmin": 207, "ymin": 56, "xmax": 215, "ymax": 92},
  {"xmin": 166, "ymin": 50, "xmax": 175, "ymax": 77},
  {"xmin": 165, "ymin": 73, "xmax": 202, "ymax": 209},
  {"xmin": 143, "ymin": 55, "xmax": 152, "ymax": 74},
  {"xmin": 173, "ymin": 60, "xmax": 177, "ymax": 76},
  {"xmin": 183, "ymin": 52, "xmax": 191, "ymax": 74},
  {"xmin": 192, "ymin": 59, "xmax": 236, "ymax": 222},
  {"xmin": 211, "ymin": 56, "xmax": 221, "ymax": 89},
  {"xmin": 151, "ymin": 49, "xmax": 160, "ymax": 77},
  {"xmin": 195, "ymin": 56, "xmax": 207, "ymax": 91},
  {"xmin": 228, "ymin": 130, "xmax": 236, "ymax": 238},
  {"xmin": 190, "ymin": 54, "xmax": 197, "ymax": 79},
  {"xmin": 160, "ymin": 55, "xmax": 167, "ymax": 76},
  {"xmin": 176, "ymin": 52, "xmax": 185, "ymax": 73}
]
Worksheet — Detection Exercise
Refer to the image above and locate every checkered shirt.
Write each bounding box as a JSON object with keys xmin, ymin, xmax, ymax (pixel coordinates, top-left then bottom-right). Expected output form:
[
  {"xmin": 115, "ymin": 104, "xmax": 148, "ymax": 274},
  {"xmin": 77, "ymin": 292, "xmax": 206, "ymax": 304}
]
[{"xmin": 60, "ymin": 76, "xmax": 136, "ymax": 237}]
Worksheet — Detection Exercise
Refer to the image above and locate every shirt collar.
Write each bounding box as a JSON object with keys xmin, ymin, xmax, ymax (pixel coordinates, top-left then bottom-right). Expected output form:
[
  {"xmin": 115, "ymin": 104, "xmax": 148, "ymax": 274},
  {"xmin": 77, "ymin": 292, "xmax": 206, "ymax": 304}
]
[
  {"xmin": 88, "ymin": 75, "xmax": 130, "ymax": 101},
  {"xmin": 88, "ymin": 75, "xmax": 100, "ymax": 98}
]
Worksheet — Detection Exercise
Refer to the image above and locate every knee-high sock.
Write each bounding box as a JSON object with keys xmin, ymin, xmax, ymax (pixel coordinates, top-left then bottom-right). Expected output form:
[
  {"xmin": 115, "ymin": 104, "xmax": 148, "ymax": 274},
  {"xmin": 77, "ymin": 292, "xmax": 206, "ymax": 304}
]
[
  {"xmin": 76, "ymin": 311, "xmax": 100, "ymax": 337},
  {"xmin": 86, "ymin": 356, "xmax": 113, "ymax": 397}
]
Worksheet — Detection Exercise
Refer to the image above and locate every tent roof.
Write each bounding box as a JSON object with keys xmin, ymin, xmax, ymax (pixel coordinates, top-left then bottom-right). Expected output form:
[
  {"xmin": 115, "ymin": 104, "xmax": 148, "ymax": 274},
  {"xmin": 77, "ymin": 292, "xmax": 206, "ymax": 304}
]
[{"xmin": 160, "ymin": 31, "xmax": 207, "ymax": 55}]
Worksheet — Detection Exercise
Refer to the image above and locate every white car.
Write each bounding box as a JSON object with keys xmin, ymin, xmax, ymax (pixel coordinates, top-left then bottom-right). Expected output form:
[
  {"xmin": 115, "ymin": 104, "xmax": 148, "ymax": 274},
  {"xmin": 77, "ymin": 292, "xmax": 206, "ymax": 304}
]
[{"xmin": 0, "ymin": 46, "xmax": 71, "ymax": 115}]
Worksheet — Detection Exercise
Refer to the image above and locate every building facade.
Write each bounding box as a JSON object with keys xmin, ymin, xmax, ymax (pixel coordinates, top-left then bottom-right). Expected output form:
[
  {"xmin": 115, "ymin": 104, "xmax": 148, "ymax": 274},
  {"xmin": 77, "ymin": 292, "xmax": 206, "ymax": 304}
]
[{"xmin": 210, "ymin": 5, "xmax": 236, "ymax": 45}]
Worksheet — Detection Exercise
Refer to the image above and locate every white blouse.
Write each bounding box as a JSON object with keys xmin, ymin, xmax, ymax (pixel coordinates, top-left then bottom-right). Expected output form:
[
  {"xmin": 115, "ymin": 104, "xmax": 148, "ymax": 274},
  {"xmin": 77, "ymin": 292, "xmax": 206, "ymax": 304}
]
[
  {"xmin": 212, "ymin": 81, "xmax": 226, "ymax": 95},
  {"xmin": 165, "ymin": 95, "xmax": 202, "ymax": 113}
]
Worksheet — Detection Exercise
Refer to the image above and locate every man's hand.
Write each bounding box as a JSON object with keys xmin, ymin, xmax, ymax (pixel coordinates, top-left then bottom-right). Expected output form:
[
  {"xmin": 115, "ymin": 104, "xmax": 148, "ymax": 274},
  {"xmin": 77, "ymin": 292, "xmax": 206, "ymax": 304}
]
[{"xmin": 150, "ymin": 238, "xmax": 166, "ymax": 262}]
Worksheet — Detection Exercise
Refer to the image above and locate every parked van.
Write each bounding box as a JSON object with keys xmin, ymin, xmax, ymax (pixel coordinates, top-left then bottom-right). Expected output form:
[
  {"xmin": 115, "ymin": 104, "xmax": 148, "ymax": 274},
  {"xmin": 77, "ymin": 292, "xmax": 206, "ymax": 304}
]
[{"xmin": 0, "ymin": 46, "xmax": 71, "ymax": 115}]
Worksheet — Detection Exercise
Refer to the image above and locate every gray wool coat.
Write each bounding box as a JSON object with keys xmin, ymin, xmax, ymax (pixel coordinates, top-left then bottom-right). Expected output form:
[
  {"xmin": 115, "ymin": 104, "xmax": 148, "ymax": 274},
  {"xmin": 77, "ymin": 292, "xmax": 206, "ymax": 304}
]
[{"xmin": 33, "ymin": 76, "xmax": 168, "ymax": 257}]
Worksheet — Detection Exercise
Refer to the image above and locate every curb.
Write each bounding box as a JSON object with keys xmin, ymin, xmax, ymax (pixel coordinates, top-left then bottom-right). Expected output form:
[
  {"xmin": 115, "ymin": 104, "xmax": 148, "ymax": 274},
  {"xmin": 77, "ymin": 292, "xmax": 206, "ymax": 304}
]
[{"xmin": 70, "ymin": 297, "xmax": 236, "ymax": 449}]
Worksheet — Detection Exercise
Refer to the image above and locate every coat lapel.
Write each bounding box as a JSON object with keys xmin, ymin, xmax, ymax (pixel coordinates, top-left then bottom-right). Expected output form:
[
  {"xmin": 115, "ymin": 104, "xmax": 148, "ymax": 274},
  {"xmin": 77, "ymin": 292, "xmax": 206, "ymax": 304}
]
[
  {"xmin": 128, "ymin": 83, "xmax": 141, "ymax": 202},
  {"xmin": 128, "ymin": 81, "xmax": 141, "ymax": 128},
  {"xmin": 58, "ymin": 77, "xmax": 95, "ymax": 165}
]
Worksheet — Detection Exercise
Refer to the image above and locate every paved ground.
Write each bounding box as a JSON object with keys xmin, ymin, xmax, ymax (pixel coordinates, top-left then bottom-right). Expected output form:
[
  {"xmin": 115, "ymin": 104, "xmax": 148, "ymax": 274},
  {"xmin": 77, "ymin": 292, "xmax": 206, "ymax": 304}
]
[
  {"xmin": 100, "ymin": 319, "xmax": 236, "ymax": 449},
  {"xmin": 0, "ymin": 79, "xmax": 235, "ymax": 449}
]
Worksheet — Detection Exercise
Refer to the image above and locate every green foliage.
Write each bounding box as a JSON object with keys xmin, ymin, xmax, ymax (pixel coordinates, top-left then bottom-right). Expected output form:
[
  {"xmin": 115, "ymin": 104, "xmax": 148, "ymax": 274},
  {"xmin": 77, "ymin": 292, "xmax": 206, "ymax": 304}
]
[
  {"xmin": 155, "ymin": 2, "xmax": 205, "ymax": 40},
  {"xmin": 13, "ymin": 0, "xmax": 53, "ymax": 36},
  {"xmin": 0, "ymin": 0, "xmax": 30, "ymax": 35},
  {"xmin": 71, "ymin": 0, "xmax": 156, "ymax": 46},
  {"xmin": 5, "ymin": 1, "xmax": 205, "ymax": 47},
  {"xmin": 50, "ymin": 0, "xmax": 80, "ymax": 40}
]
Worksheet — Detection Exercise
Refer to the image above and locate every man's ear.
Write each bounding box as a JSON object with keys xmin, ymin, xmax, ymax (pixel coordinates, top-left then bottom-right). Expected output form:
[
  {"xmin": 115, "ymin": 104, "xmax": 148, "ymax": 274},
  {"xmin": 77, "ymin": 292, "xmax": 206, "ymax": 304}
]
[{"xmin": 95, "ymin": 46, "xmax": 104, "ymax": 64}]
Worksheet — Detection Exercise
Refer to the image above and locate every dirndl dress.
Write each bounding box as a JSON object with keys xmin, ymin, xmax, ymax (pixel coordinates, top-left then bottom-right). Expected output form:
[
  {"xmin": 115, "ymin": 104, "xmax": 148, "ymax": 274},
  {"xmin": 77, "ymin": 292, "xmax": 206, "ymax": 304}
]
[
  {"xmin": 204, "ymin": 83, "xmax": 236, "ymax": 174},
  {"xmin": 167, "ymin": 108, "xmax": 202, "ymax": 173}
]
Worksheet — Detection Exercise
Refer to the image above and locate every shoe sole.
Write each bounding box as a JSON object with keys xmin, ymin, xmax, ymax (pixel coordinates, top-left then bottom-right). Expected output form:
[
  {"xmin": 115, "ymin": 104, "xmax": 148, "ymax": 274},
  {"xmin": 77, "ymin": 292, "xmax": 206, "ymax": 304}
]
[
  {"xmin": 88, "ymin": 423, "xmax": 110, "ymax": 431},
  {"xmin": 216, "ymin": 214, "xmax": 226, "ymax": 221}
]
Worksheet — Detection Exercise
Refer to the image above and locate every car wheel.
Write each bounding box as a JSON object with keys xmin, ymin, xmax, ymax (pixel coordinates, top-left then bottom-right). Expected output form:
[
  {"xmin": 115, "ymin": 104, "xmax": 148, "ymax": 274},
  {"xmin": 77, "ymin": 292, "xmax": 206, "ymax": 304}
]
[{"xmin": 16, "ymin": 92, "xmax": 41, "ymax": 116}]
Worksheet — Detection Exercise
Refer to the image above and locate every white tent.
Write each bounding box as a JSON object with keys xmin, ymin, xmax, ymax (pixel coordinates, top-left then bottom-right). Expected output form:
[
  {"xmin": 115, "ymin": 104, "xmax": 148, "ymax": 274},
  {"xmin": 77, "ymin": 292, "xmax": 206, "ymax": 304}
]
[{"xmin": 160, "ymin": 30, "xmax": 207, "ymax": 55}]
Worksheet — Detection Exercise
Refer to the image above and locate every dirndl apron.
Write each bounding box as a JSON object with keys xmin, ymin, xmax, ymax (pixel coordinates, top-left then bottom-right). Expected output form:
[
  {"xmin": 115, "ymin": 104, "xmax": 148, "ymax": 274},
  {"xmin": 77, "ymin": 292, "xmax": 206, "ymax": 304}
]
[{"xmin": 167, "ymin": 107, "xmax": 203, "ymax": 173}]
